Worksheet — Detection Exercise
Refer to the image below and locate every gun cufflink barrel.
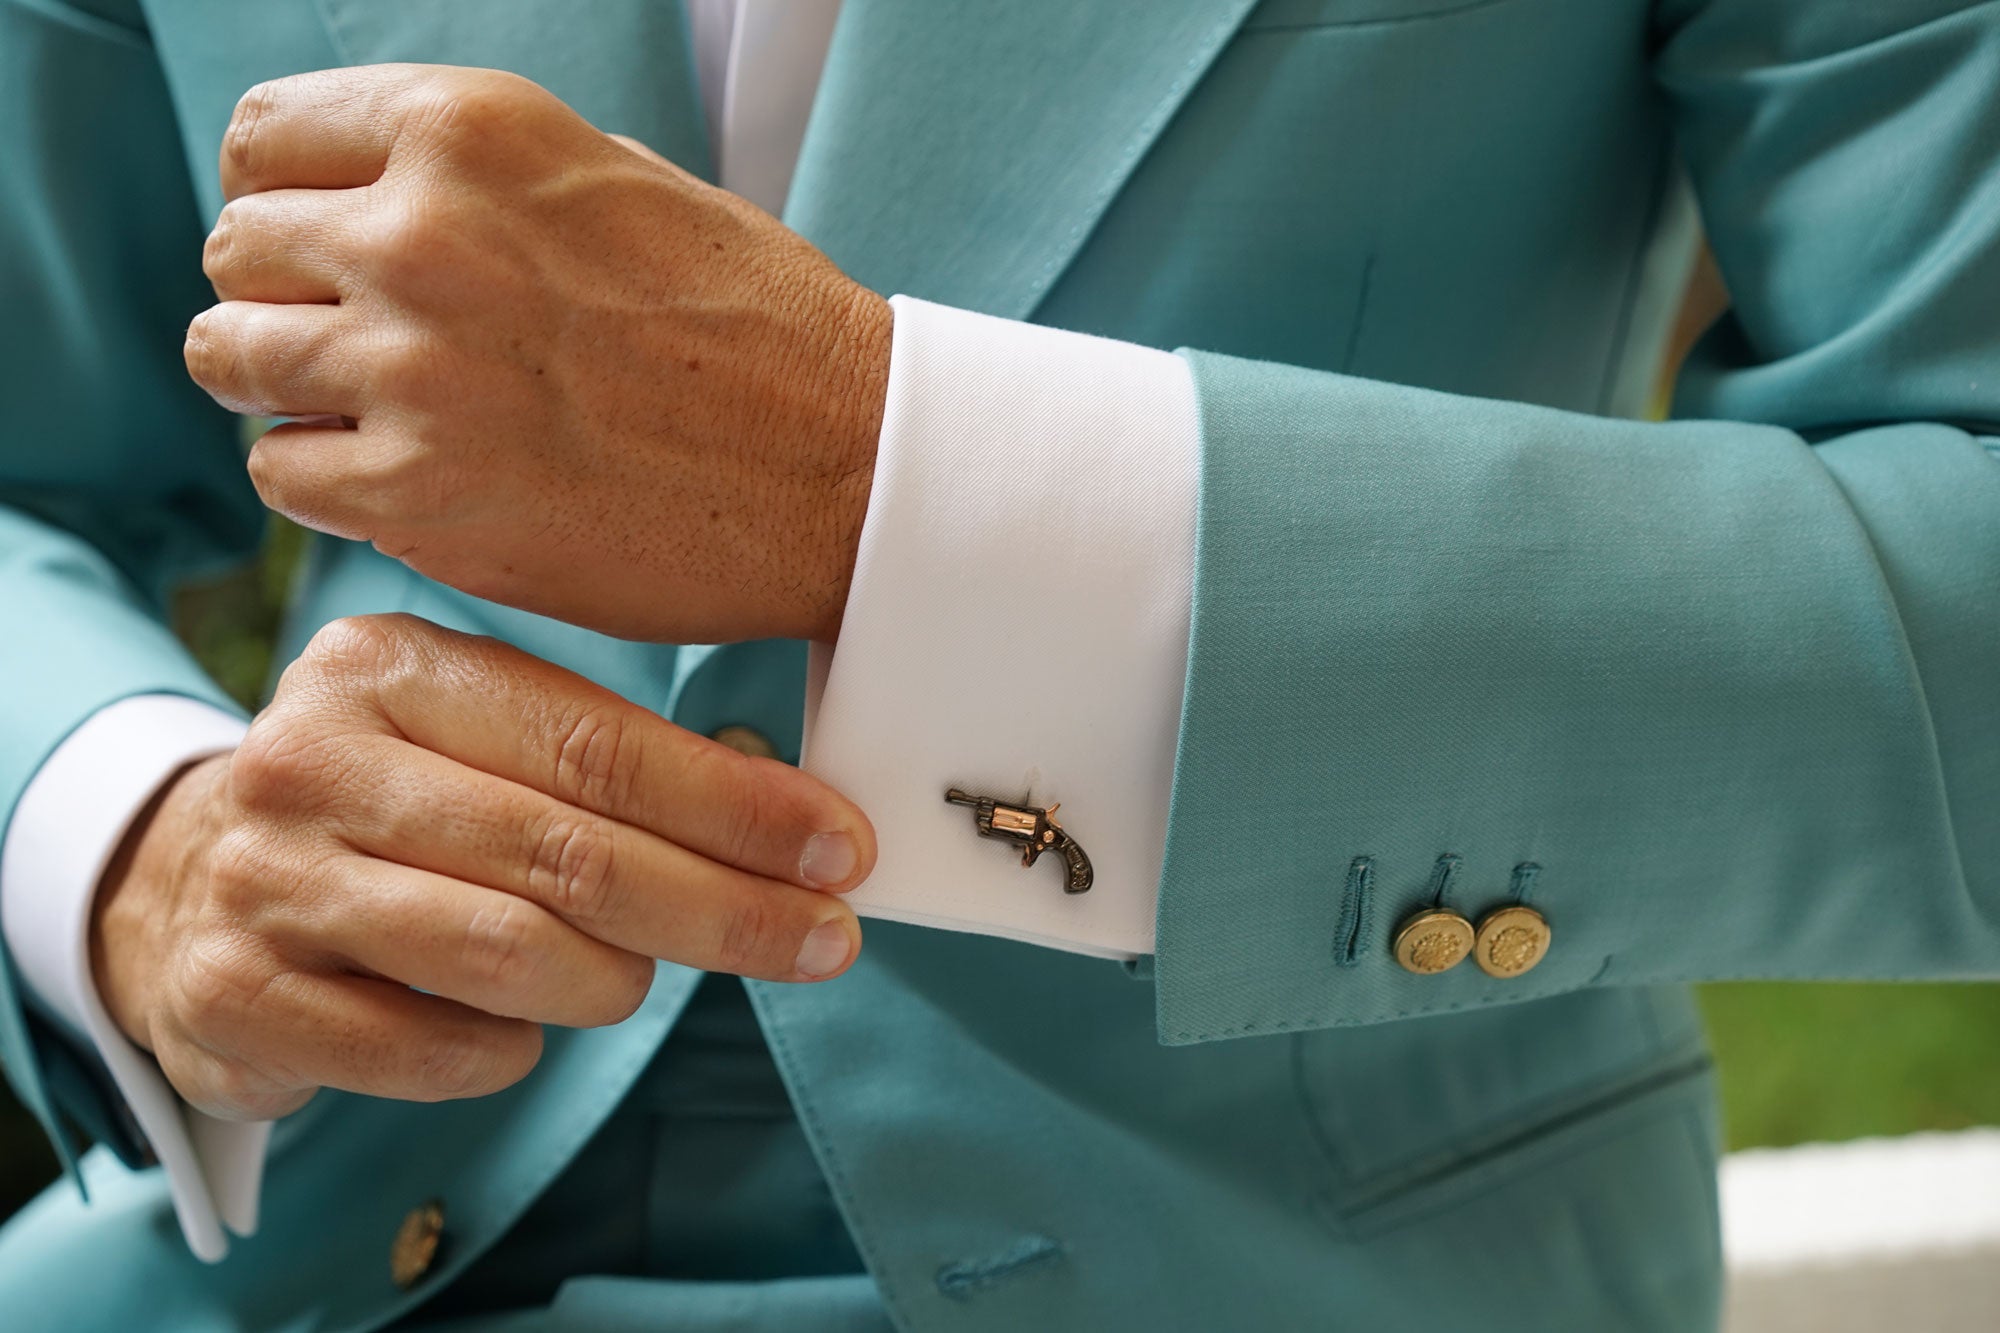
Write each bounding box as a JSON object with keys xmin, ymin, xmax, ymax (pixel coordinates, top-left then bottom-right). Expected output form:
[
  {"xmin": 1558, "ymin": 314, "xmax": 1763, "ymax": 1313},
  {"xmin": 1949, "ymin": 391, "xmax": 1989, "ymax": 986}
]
[{"xmin": 944, "ymin": 788, "xmax": 1094, "ymax": 894}]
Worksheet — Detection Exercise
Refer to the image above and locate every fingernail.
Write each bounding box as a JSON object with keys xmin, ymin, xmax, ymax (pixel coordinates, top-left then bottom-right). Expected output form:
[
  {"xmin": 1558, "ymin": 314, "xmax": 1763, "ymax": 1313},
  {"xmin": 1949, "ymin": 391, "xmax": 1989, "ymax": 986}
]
[
  {"xmin": 799, "ymin": 831, "xmax": 858, "ymax": 887},
  {"xmin": 794, "ymin": 920, "xmax": 852, "ymax": 979}
]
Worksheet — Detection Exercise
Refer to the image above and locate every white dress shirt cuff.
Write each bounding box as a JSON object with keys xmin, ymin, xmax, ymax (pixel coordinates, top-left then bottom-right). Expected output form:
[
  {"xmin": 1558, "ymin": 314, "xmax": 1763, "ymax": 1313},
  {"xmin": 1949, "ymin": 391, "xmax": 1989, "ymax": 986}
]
[
  {"xmin": 803, "ymin": 296, "xmax": 1199, "ymax": 959},
  {"xmin": 0, "ymin": 694, "xmax": 268, "ymax": 1262}
]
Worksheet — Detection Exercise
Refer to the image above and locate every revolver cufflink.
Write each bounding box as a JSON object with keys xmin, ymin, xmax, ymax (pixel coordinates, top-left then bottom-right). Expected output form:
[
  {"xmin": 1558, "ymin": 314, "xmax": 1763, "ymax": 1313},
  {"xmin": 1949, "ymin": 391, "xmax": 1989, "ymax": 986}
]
[{"xmin": 944, "ymin": 788, "xmax": 1094, "ymax": 894}]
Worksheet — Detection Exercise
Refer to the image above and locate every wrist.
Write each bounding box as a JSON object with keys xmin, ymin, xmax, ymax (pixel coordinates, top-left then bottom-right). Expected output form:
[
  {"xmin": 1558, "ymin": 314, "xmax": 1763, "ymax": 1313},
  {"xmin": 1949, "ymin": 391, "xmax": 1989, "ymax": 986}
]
[
  {"xmin": 804, "ymin": 285, "xmax": 891, "ymax": 643},
  {"xmin": 91, "ymin": 753, "xmax": 230, "ymax": 1052}
]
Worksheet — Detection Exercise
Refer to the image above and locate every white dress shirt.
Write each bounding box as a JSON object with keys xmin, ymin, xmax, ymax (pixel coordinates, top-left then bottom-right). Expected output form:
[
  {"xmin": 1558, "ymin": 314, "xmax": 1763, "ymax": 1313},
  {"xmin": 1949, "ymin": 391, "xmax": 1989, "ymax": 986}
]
[{"xmin": 0, "ymin": 0, "xmax": 1199, "ymax": 1259}]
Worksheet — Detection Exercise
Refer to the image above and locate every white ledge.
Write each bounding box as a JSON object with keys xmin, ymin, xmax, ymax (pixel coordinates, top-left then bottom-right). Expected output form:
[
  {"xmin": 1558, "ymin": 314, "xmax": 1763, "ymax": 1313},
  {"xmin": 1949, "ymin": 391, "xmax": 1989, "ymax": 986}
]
[{"xmin": 1722, "ymin": 1128, "xmax": 2000, "ymax": 1332}]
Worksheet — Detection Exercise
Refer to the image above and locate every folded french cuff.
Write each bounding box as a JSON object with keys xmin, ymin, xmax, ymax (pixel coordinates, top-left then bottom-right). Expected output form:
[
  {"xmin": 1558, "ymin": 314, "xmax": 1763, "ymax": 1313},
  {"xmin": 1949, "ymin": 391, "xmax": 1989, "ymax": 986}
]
[
  {"xmin": 803, "ymin": 296, "xmax": 1200, "ymax": 959},
  {"xmin": 0, "ymin": 694, "xmax": 266, "ymax": 1261}
]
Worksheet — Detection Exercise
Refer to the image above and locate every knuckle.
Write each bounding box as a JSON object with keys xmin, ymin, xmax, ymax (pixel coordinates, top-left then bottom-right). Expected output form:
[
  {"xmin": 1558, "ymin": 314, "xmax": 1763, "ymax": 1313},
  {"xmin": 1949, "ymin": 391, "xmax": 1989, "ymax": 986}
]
[
  {"xmin": 198, "ymin": 1060, "xmax": 298, "ymax": 1120},
  {"xmin": 229, "ymin": 712, "xmax": 340, "ymax": 811},
  {"xmin": 364, "ymin": 192, "xmax": 456, "ymax": 280},
  {"xmin": 242, "ymin": 436, "xmax": 294, "ymax": 513},
  {"xmin": 302, "ymin": 614, "xmax": 409, "ymax": 679},
  {"xmin": 269, "ymin": 638, "xmax": 351, "ymax": 711},
  {"xmin": 202, "ymin": 212, "xmax": 241, "ymax": 284},
  {"xmin": 554, "ymin": 704, "xmax": 638, "ymax": 814},
  {"xmin": 529, "ymin": 814, "xmax": 619, "ymax": 922},
  {"xmin": 228, "ymin": 721, "xmax": 310, "ymax": 809},
  {"xmin": 687, "ymin": 744, "xmax": 765, "ymax": 868},
  {"xmin": 223, "ymin": 80, "xmax": 282, "ymax": 181},
  {"xmin": 204, "ymin": 825, "xmax": 272, "ymax": 903},
  {"xmin": 182, "ymin": 307, "xmax": 238, "ymax": 390},
  {"xmin": 415, "ymin": 1037, "xmax": 496, "ymax": 1100},
  {"xmin": 414, "ymin": 70, "xmax": 540, "ymax": 145},
  {"xmin": 233, "ymin": 1084, "xmax": 315, "ymax": 1122},
  {"xmin": 427, "ymin": 82, "xmax": 499, "ymax": 135},
  {"xmin": 419, "ymin": 1024, "xmax": 540, "ymax": 1101},
  {"xmin": 714, "ymin": 894, "xmax": 786, "ymax": 977},
  {"xmin": 170, "ymin": 937, "xmax": 278, "ymax": 1038},
  {"xmin": 458, "ymin": 898, "xmax": 544, "ymax": 993}
]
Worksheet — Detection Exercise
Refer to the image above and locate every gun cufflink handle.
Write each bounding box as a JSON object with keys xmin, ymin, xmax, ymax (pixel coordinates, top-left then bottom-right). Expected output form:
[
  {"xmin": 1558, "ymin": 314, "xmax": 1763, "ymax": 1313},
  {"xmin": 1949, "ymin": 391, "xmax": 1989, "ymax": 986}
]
[{"xmin": 944, "ymin": 788, "xmax": 1094, "ymax": 894}]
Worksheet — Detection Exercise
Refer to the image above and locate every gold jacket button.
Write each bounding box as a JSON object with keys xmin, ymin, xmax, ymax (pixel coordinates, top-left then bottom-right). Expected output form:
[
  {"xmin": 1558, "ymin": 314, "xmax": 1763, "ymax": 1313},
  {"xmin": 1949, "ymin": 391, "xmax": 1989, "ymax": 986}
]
[
  {"xmin": 390, "ymin": 1199, "xmax": 446, "ymax": 1290},
  {"xmin": 710, "ymin": 725, "xmax": 780, "ymax": 761},
  {"xmin": 1474, "ymin": 905, "xmax": 1551, "ymax": 979},
  {"xmin": 1393, "ymin": 909, "xmax": 1474, "ymax": 974}
]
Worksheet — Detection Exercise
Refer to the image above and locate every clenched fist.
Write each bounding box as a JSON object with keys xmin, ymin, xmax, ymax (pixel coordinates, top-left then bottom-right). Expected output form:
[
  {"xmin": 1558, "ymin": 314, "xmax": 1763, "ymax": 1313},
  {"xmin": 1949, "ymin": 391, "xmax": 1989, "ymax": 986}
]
[
  {"xmin": 92, "ymin": 614, "xmax": 874, "ymax": 1121},
  {"xmin": 186, "ymin": 63, "xmax": 891, "ymax": 645}
]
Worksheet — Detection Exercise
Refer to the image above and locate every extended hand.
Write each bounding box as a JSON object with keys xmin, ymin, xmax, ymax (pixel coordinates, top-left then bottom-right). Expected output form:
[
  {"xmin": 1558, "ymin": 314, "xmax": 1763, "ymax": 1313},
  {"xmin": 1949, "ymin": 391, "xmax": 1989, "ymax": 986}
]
[
  {"xmin": 185, "ymin": 64, "xmax": 892, "ymax": 644},
  {"xmin": 92, "ymin": 614, "xmax": 874, "ymax": 1120}
]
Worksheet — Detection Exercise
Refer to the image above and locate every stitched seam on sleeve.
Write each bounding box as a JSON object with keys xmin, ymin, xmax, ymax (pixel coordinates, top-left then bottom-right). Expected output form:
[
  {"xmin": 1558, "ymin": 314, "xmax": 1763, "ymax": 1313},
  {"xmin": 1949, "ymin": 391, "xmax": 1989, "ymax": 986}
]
[{"xmin": 1168, "ymin": 958, "xmax": 1612, "ymax": 1044}]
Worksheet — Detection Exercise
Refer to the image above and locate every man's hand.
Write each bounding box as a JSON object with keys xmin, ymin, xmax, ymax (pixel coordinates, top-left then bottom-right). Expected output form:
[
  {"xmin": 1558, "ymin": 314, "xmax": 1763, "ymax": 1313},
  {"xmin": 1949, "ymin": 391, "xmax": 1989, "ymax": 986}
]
[
  {"xmin": 185, "ymin": 64, "xmax": 891, "ymax": 645},
  {"xmin": 92, "ymin": 614, "xmax": 874, "ymax": 1121}
]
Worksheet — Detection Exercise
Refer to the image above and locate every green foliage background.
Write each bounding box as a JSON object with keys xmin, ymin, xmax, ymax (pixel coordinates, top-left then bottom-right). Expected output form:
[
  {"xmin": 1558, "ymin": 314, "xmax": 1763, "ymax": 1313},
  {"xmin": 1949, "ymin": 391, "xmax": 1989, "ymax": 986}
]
[{"xmin": 3, "ymin": 519, "xmax": 1997, "ymax": 1222}]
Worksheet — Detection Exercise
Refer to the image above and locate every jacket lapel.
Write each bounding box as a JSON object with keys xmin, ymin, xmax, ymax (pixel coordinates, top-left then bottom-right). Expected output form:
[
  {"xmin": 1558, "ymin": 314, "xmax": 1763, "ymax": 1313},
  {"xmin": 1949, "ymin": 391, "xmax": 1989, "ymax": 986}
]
[{"xmin": 784, "ymin": 0, "xmax": 1260, "ymax": 320}]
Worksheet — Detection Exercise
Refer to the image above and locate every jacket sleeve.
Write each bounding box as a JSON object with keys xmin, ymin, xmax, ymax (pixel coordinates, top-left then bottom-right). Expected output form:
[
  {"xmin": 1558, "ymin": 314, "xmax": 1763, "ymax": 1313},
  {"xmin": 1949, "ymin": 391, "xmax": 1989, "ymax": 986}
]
[
  {"xmin": 1152, "ymin": 0, "xmax": 2000, "ymax": 1043},
  {"xmin": 0, "ymin": 0, "xmax": 260, "ymax": 1173}
]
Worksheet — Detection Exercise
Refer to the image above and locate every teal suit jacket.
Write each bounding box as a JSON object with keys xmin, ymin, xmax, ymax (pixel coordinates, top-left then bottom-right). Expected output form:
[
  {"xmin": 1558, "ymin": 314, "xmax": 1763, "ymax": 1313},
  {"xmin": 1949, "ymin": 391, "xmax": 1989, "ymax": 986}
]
[{"xmin": 3, "ymin": 0, "xmax": 1996, "ymax": 1329}]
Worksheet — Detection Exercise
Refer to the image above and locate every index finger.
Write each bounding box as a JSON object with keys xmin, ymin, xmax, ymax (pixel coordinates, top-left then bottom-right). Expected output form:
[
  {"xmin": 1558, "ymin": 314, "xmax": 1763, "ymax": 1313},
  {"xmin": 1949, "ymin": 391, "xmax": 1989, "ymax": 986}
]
[
  {"xmin": 313, "ymin": 616, "xmax": 877, "ymax": 893},
  {"xmin": 219, "ymin": 64, "xmax": 445, "ymax": 200}
]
